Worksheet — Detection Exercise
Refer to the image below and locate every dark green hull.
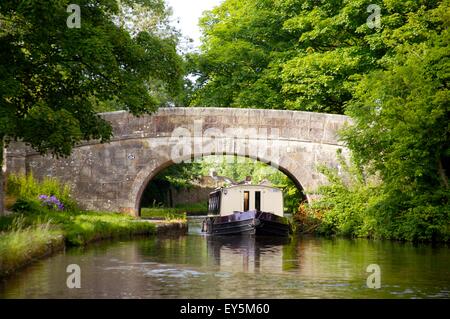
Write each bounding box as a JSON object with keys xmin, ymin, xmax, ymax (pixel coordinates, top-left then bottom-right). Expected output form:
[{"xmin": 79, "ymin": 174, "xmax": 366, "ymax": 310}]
[{"xmin": 202, "ymin": 210, "xmax": 290, "ymax": 237}]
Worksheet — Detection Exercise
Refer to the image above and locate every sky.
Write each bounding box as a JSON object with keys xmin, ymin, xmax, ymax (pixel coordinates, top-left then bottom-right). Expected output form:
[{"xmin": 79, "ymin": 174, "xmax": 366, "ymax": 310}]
[{"xmin": 166, "ymin": 0, "xmax": 224, "ymax": 51}]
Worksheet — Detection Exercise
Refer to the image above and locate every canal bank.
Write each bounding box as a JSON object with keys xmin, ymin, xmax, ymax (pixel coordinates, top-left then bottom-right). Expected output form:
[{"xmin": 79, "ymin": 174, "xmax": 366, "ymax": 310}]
[
  {"xmin": 1, "ymin": 218, "xmax": 449, "ymax": 299},
  {"xmin": 0, "ymin": 211, "xmax": 187, "ymax": 278}
]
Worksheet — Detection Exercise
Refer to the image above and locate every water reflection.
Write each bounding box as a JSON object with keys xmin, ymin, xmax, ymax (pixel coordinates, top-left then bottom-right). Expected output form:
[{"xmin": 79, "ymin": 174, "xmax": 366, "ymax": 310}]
[
  {"xmin": 0, "ymin": 228, "xmax": 449, "ymax": 299},
  {"xmin": 207, "ymin": 236, "xmax": 290, "ymax": 274}
]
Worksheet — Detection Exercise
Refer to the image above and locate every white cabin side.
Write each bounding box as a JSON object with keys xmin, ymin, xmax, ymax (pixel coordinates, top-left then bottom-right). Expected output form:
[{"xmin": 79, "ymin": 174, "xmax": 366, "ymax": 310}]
[{"xmin": 209, "ymin": 185, "xmax": 284, "ymax": 217}]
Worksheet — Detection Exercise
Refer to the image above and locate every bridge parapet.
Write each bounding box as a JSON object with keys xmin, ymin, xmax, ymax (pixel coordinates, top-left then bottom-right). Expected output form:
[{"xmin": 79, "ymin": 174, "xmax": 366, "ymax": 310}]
[
  {"xmin": 100, "ymin": 107, "xmax": 350, "ymax": 145},
  {"xmin": 5, "ymin": 107, "xmax": 351, "ymax": 215}
]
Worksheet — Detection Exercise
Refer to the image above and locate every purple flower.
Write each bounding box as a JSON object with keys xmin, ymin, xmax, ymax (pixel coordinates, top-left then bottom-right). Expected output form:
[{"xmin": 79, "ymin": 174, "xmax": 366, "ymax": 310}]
[{"xmin": 38, "ymin": 194, "xmax": 65, "ymax": 211}]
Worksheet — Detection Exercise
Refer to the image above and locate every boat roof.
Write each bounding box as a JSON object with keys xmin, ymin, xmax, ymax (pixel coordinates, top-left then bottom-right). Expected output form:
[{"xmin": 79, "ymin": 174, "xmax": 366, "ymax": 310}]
[{"xmin": 209, "ymin": 184, "xmax": 281, "ymax": 195}]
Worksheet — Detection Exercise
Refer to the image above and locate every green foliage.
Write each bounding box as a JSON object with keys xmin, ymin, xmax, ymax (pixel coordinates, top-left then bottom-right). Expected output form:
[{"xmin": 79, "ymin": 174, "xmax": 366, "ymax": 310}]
[
  {"xmin": 7, "ymin": 173, "xmax": 77, "ymax": 211},
  {"xmin": 140, "ymin": 207, "xmax": 186, "ymax": 219},
  {"xmin": 342, "ymin": 36, "xmax": 449, "ymax": 191},
  {"xmin": 157, "ymin": 160, "xmax": 204, "ymax": 190},
  {"xmin": 301, "ymin": 153, "xmax": 450, "ymax": 242},
  {"xmin": 332, "ymin": 2, "xmax": 449, "ymax": 242},
  {"xmin": 62, "ymin": 211, "xmax": 156, "ymax": 246},
  {"xmin": 10, "ymin": 198, "xmax": 41, "ymax": 214},
  {"xmin": 0, "ymin": 208, "xmax": 157, "ymax": 277},
  {"xmin": 0, "ymin": 218, "xmax": 64, "ymax": 277},
  {"xmin": 0, "ymin": 0, "xmax": 183, "ymax": 160},
  {"xmin": 281, "ymin": 48, "xmax": 360, "ymax": 113},
  {"xmin": 303, "ymin": 152, "xmax": 380, "ymax": 237},
  {"xmin": 187, "ymin": 0, "xmax": 446, "ymax": 116},
  {"xmin": 174, "ymin": 202, "xmax": 208, "ymax": 215},
  {"xmin": 140, "ymin": 202, "xmax": 205, "ymax": 218},
  {"xmin": 186, "ymin": 0, "xmax": 291, "ymax": 108}
]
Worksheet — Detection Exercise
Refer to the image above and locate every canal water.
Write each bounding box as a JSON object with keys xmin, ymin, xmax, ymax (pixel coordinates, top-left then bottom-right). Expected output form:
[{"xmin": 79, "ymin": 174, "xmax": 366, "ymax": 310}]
[{"xmin": 0, "ymin": 218, "xmax": 449, "ymax": 298}]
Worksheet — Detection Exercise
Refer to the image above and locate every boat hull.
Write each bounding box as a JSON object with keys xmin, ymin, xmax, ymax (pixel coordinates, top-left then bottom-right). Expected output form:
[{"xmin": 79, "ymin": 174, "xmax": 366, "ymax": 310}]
[
  {"xmin": 202, "ymin": 211, "xmax": 290, "ymax": 236},
  {"xmin": 202, "ymin": 211, "xmax": 256, "ymax": 235},
  {"xmin": 255, "ymin": 211, "xmax": 290, "ymax": 237}
]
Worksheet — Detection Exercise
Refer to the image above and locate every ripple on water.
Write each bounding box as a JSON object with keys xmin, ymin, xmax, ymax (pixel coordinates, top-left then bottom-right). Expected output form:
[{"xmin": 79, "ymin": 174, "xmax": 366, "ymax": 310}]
[
  {"xmin": 144, "ymin": 268, "xmax": 205, "ymax": 278},
  {"xmin": 103, "ymin": 265, "xmax": 137, "ymax": 271},
  {"xmin": 214, "ymin": 272, "xmax": 231, "ymax": 278},
  {"xmin": 390, "ymin": 288, "xmax": 416, "ymax": 295}
]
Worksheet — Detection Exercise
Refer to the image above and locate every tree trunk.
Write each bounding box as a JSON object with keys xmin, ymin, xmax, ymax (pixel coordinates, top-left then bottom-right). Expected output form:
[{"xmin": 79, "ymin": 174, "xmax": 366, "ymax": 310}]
[
  {"xmin": 0, "ymin": 136, "xmax": 4, "ymax": 216},
  {"xmin": 438, "ymin": 158, "xmax": 449, "ymax": 189},
  {"xmin": 169, "ymin": 187, "xmax": 173, "ymax": 208}
]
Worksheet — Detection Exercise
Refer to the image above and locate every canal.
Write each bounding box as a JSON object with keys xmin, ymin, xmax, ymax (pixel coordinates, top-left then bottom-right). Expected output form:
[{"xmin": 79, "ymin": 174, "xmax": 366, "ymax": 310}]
[{"xmin": 0, "ymin": 218, "xmax": 449, "ymax": 298}]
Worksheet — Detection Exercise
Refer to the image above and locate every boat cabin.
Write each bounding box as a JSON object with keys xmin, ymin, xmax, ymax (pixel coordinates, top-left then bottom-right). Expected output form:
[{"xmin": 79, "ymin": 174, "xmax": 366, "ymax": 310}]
[{"xmin": 208, "ymin": 184, "xmax": 284, "ymax": 217}]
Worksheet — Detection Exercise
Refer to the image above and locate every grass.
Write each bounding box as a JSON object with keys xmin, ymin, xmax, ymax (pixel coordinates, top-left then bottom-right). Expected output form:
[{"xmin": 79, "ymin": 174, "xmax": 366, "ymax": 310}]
[
  {"xmin": 140, "ymin": 202, "xmax": 207, "ymax": 219},
  {"xmin": 174, "ymin": 202, "xmax": 208, "ymax": 215},
  {"xmin": 0, "ymin": 217, "xmax": 65, "ymax": 277},
  {"xmin": 0, "ymin": 209, "xmax": 158, "ymax": 277},
  {"xmin": 140, "ymin": 207, "xmax": 186, "ymax": 219},
  {"xmin": 0, "ymin": 209, "xmax": 157, "ymax": 245},
  {"xmin": 63, "ymin": 211, "xmax": 157, "ymax": 246}
]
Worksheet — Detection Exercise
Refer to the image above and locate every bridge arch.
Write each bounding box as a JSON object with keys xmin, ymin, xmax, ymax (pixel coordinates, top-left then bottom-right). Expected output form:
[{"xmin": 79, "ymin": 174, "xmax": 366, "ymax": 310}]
[
  {"xmin": 5, "ymin": 107, "xmax": 351, "ymax": 215},
  {"xmin": 131, "ymin": 151, "xmax": 308, "ymax": 217}
]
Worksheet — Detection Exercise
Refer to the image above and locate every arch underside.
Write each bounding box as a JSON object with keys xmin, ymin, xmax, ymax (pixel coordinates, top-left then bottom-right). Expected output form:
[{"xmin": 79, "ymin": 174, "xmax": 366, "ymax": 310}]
[
  {"xmin": 134, "ymin": 154, "xmax": 307, "ymax": 216},
  {"xmin": 129, "ymin": 137, "xmax": 333, "ymax": 216}
]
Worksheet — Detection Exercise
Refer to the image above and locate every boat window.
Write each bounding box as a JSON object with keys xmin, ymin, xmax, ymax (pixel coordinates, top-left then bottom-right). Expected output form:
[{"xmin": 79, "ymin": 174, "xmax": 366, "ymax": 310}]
[
  {"xmin": 208, "ymin": 192, "xmax": 221, "ymax": 214},
  {"xmin": 243, "ymin": 191, "xmax": 250, "ymax": 211},
  {"xmin": 255, "ymin": 191, "xmax": 261, "ymax": 211}
]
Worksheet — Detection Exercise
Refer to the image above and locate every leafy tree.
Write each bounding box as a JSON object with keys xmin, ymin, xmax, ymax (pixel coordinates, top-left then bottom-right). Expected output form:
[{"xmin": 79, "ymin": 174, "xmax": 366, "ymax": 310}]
[
  {"xmin": 301, "ymin": 0, "xmax": 450, "ymax": 241},
  {"xmin": 186, "ymin": 0, "xmax": 293, "ymax": 109},
  {"xmin": 0, "ymin": 0, "xmax": 183, "ymax": 214},
  {"xmin": 340, "ymin": 25, "xmax": 449, "ymax": 241},
  {"xmin": 188, "ymin": 0, "xmax": 445, "ymax": 115}
]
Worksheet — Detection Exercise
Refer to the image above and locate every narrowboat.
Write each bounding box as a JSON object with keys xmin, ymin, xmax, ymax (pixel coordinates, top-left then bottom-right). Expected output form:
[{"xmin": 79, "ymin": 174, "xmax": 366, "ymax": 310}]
[{"xmin": 201, "ymin": 184, "xmax": 290, "ymax": 236}]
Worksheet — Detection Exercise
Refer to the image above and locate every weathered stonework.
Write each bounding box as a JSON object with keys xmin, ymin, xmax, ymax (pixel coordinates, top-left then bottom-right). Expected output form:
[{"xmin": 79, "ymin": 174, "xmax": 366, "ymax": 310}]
[{"xmin": 5, "ymin": 107, "xmax": 351, "ymax": 216}]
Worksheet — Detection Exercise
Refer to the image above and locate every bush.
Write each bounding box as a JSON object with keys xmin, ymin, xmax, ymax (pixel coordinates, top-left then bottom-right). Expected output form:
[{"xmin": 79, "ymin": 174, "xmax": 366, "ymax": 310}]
[
  {"xmin": 7, "ymin": 174, "xmax": 77, "ymax": 211},
  {"xmin": 295, "ymin": 153, "xmax": 450, "ymax": 242},
  {"xmin": 11, "ymin": 197, "xmax": 41, "ymax": 213}
]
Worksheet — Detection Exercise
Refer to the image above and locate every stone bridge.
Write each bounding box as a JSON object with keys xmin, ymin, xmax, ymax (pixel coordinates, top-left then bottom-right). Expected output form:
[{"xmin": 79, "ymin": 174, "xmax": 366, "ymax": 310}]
[{"xmin": 5, "ymin": 107, "xmax": 351, "ymax": 216}]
